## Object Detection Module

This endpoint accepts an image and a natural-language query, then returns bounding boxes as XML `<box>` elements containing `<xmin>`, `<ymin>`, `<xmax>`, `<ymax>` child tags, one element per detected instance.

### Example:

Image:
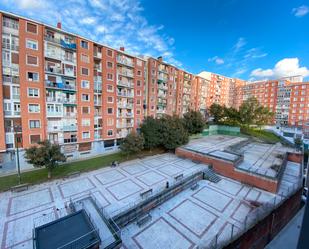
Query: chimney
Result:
<box><xmin>157</xmin><ymin>56</ymin><xmax>163</xmax><ymax>62</ymax></box>
<box><xmin>120</xmin><ymin>47</ymin><xmax>125</xmax><ymax>51</ymax></box>
<box><xmin>57</xmin><ymin>22</ymin><xmax>62</xmax><ymax>29</ymax></box>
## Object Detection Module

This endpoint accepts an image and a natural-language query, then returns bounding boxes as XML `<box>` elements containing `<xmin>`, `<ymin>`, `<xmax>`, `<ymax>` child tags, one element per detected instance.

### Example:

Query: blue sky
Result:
<box><xmin>1</xmin><ymin>0</ymin><xmax>308</xmax><ymax>80</ymax></box>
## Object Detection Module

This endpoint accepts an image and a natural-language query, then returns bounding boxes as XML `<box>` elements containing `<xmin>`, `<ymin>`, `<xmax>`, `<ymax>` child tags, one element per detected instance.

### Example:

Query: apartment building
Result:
<box><xmin>0</xmin><ymin>11</ymin><xmax>147</xmax><ymax>162</ymax></box>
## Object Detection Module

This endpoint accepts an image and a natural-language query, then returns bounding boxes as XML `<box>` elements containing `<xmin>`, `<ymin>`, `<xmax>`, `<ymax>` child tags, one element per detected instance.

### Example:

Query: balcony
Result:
<box><xmin>63</xmin><ymin>125</ymin><xmax>77</xmax><ymax>132</ymax></box>
<box><xmin>3</xmin><ymin>64</ymin><xmax>19</xmax><ymax>76</ymax></box>
<box><xmin>63</xmin><ymin>112</ymin><xmax>77</xmax><ymax>118</ymax></box>
<box><xmin>47</xmin><ymin>111</ymin><xmax>63</xmax><ymax>117</ymax></box>
<box><xmin>117</xmin><ymin>112</ymin><xmax>134</xmax><ymax>118</ymax></box>
<box><xmin>60</xmin><ymin>40</ymin><xmax>76</xmax><ymax>50</ymax></box>
<box><xmin>94</xmin><ymin>133</ymin><xmax>102</xmax><ymax>140</ymax></box>
<box><xmin>117</xmin><ymin>102</ymin><xmax>133</xmax><ymax>109</ymax></box>
<box><xmin>45</xmin><ymin>80</ymin><xmax>76</xmax><ymax>91</ymax></box>
<box><xmin>2</xmin><ymin>43</ymin><xmax>19</xmax><ymax>51</ymax></box>
<box><xmin>116</xmin><ymin>122</ymin><xmax>134</xmax><ymax>129</ymax></box>
<box><xmin>94</xmin><ymin>100</ymin><xmax>102</xmax><ymax>106</ymax></box>
<box><xmin>94</xmin><ymin>51</ymin><xmax>102</xmax><ymax>59</ymax></box>
<box><xmin>117</xmin><ymin>57</ymin><xmax>134</xmax><ymax>67</ymax></box>
<box><xmin>46</xmin><ymin>97</ymin><xmax>76</xmax><ymax>105</ymax></box>
<box><xmin>117</xmin><ymin>80</ymin><xmax>134</xmax><ymax>88</ymax></box>
<box><xmin>117</xmin><ymin>70</ymin><xmax>134</xmax><ymax>78</ymax></box>
<box><xmin>4</xmin><ymin>110</ymin><xmax>21</xmax><ymax>116</ymax></box>
<box><xmin>117</xmin><ymin>91</ymin><xmax>134</xmax><ymax>98</ymax></box>
<box><xmin>45</xmin><ymin>66</ymin><xmax>62</xmax><ymax>75</ymax></box>
<box><xmin>45</xmin><ymin>50</ymin><xmax>62</xmax><ymax>61</ymax></box>
<box><xmin>3</xmin><ymin>75</ymin><xmax>20</xmax><ymax>84</ymax></box>
<box><xmin>64</xmin><ymin>137</ymin><xmax>77</xmax><ymax>144</ymax></box>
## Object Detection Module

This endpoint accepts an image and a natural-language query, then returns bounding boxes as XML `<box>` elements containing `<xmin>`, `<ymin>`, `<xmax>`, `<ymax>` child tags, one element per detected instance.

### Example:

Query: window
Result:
<box><xmin>26</xmin><ymin>22</ymin><xmax>37</xmax><ymax>33</ymax></box>
<box><xmin>136</xmin><ymin>109</ymin><xmax>141</xmax><ymax>115</ymax></box>
<box><xmin>28</xmin><ymin>88</ymin><xmax>39</xmax><ymax>97</ymax></box>
<box><xmin>82</xmin><ymin>94</ymin><xmax>90</xmax><ymax>101</ymax></box>
<box><xmin>81</xmin><ymin>54</ymin><xmax>89</xmax><ymax>63</ymax></box>
<box><xmin>137</xmin><ymin>70</ymin><xmax>141</xmax><ymax>76</ymax></box>
<box><xmin>82</xmin><ymin>131</ymin><xmax>90</xmax><ymax>139</ymax></box>
<box><xmin>107</xmin><ymin>62</ymin><xmax>113</xmax><ymax>68</ymax></box>
<box><xmin>81</xmin><ymin>40</ymin><xmax>88</xmax><ymax>49</ymax></box>
<box><xmin>107</xmin><ymin>73</ymin><xmax>113</xmax><ymax>80</ymax></box>
<box><xmin>107</xmin><ymin>49</ymin><xmax>113</xmax><ymax>57</ymax></box>
<box><xmin>81</xmin><ymin>67</ymin><xmax>89</xmax><ymax>76</ymax></box>
<box><xmin>107</xmin><ymin>96</ymin><xmax>113</xmax><ymax>103</ymax></box>
<box><xmin>29</xmin><ymin>120</ymin><xmax>40</xmax><ymax>128</ymax></box>
<box><xmin>107</xmin><ymin>85</ymin><xmax>113</xmax><ymax>92</ymax></box>
<box><xmin>30</xmin><ymin>134</ymin><xmax>40</xmax><ymax>144</ymax></box>
<box><xmin>27</xmin><ymin>72</ymin><xmax>39</xmax><ymax>82</ymax></box>
<box><xmin>82</xmin><ymin>118</ymin><xmax>90</xmax><ymax>126</ymax></box>
<box><xmin>81</xmin><ymin>80</ymin><xmax>90</xmax><ymax>89</ymax></box>
<box><xmin>137</xmin><ymin>90</ymin><xmax>141</xmax><ymax>96</ymax></box>
<box><xmin>26</xmin><ymin>39</ymin><xmax>38</xmax><ymax>50</ymax></box>
<box><xmin>107</xmin><ymin>108</ymin><xmax>113</xmax><ymax>114</ymax></box>
<box><xmin>28</xmin><ymin>104</ymin><xmax>40</xmax><ymax>113</ymax></box>
<box><xmin>136</xmin><ymin>99</ymin><xmax>141</xmax><ymax>105</ymax></box>
<box><xmin>82</xmin><ymin>106</ymin><xmax>90</xmax><ymax>114</ymax></box>
<box><xmin>107</xmin><ymin>118</ymin><xmax>114</xmax><ymax>126</ymax></box>
<box><xmin>137</xmin><ymin>80</ymin><xmax>141</xmax><ymax>87</ymax></box>
<box><xmin>107</xmin><ymin>130</ymin><xmax>113</xmax><ymax>136</ymax></box>
<box><xmin>27</xmin><ymin>55</ymin><xmax>38</xmax><ymax>66</ymax></box>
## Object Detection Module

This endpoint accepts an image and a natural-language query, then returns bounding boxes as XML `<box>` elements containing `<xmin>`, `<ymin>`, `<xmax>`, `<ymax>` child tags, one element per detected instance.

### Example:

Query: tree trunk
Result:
<box><xmin>48</xmin><ymin>169</ymin><xmax>52</xmax><ymax>179</ymax></box>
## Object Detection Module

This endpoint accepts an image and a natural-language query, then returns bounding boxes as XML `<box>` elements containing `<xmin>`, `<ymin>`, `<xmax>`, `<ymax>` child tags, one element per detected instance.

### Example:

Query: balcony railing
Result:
<box><xmin>116</xmin><ymin>122</ymin><xmax>134</xmax><ymax>129</ymax></box>
<box><xmin>2</xmin><ymin>43</ymin><xmax>19</xmax><ymax>51</ymax></box>
<box><xmin>63</xmin><ymin>125</ymin><xmax>77</xmax><ymax>131</ymax></box>
<box><xmin>46</xmin><ymin>97</ymin><xmax>76</xmax><ymax>104</ymax></box>
<box><xmin>45</xmin><ymin>66</ymin><xmax>62</xmax><ymax>74</ymax></box>
<box><xmin>45</xmin><ymin>80</ymin><xmax>76</xmax><ymax>91</ymax></box>
<box><xmin>47</xmin><ymin>111</ymin><xmax>63</xmax><ymax>117</ymax></box>
<box><xmin>117</xmin><ymin>70</ymin><xmax>134</xmax><ymax>78</ymax></box>
<box><xmin>117</xmin><ymin>102</ymin><xmax>134</xmax><ymax>109</ymax></box>
<box><xmin>63</xmin><ymin>112</ymin><xmax>77</xmax><ymax>118</ymax></box>
<box><xmin>3</xmin><ymin>75</ymin><xmax>20</xmax><ymax>84</ymax></box>
<box><xmin>117</xmin><ymin>57</ymin><xmax>134</xmax><ymax>67</ymax></box>
<box><xmin>94</xmin><ymin>100</ymin><xmax>102</xmax><ymax>106</ymax></box>
<box><xmin>94</xmin><ymin>51</ymin><xmax>102</xmax><ymax>59</ymax></box>
<box><xmin>117</xmin><ymin>92</ymin><xmax>134</xmax><ymax>98</ymax></box>
<box><xmin>117</xmin><ymin>81</ymin><xmax>134</xmax><ymax>88</ymax></box>
<box><xmin>64</xmin><ymin>137</ymin><xmax>77</xmax><ymax>144</ymax></box>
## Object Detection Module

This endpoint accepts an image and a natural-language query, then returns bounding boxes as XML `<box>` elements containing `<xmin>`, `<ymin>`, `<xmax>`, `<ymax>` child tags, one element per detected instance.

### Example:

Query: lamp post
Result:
<box><xmin>13</xmin><ymin>125</ymin><xmax>21</xmax><ymax>184</ymax></box>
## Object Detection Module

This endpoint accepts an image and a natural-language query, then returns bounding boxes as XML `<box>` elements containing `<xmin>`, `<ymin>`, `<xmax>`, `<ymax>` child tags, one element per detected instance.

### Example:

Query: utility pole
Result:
<box><xmin>14</xmin><ymin>125</ymin><xmax>21</xmax><ymax>184</ymax></box>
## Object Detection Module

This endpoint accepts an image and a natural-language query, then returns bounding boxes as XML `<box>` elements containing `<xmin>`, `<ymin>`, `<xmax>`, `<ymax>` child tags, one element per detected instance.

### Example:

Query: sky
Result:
<box><xmin>1</xmin><ymin>0</ymin><xmax>308</xmax><ymax>81</ymax></box>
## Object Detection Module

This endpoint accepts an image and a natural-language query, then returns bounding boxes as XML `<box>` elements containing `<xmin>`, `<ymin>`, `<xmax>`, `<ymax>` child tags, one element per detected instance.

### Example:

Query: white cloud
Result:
<box><xmin>250</xmin><ymin>58</ymin><xmax>309</xmax><ymax>79</ymax></box>
<box><xmin>208</xmin><ymin>56</ymin><xmax>224</xmax><ymax>65</ymax></box>
<box><xmin>2</xmin><ymin>0</ymin><xmax>179</xmax><ymax>66</ymax></box>
<box><xmin>233</xmin><ymin>37</ymin><xmax>246</xmax><ymax>52</ymax></box>
<box><xmin>292</xmin><ymin>5</ymin><xmax>309</xmax><ymax>17</ymax></box>
<box><xmin>244</xmin><ymin>48</ymin><xmax>268</xmax><ymax>59</ymax></box>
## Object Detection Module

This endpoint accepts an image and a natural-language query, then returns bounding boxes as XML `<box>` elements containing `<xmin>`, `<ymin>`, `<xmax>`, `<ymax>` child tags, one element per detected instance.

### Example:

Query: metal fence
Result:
<box><xmin>199</xmin><ymin>178</ymin><xmax>302</xmax><ymax>249</ymax></box>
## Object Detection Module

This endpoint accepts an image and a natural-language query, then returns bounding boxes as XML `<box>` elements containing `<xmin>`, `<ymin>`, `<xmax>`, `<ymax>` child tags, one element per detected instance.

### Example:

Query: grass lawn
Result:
<box><xmin>241</xmin><ymin>127</ymin><xmax>283</xmax><ymax>144</ymax></box>
<box><xmin>0</xmin><ymin>148</ymin><xmax>165</xmax><ymax>192</ymax></box>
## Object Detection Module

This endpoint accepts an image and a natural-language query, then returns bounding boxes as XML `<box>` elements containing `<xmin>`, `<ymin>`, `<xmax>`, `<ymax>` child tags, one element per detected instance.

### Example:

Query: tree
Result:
<box><xmin>183</xmin><ymin>110</ymin><xmax>205</xmax><ymax>135</ymax></box>
<box><xmin>25</xmin><ymin>140</ymin><xmax>66</xmax><ymax>179</ymax></box>
<box><xmin>294</xmin><ymin>137</ymin><xmax>303</xmax><ymax>151</ymax></box>
<box><xmin>239</xmin><ymin>97</ymin><xmax>260</xmax><ymax>127</ymax></box>
<box><xmin>140</xmin><ymin>116</ymin><xmax>162</xmax><ymax>150</ymax></box>
<box><xmin>119</xmin><ymin>132</ymin><xmax>144</xmax><ymax>158</ymax></box>
<box><xmin>255</xmin><ymin>106</ymin><xmax>274</xmax><ymax>129</ymax></box>
<box><xmin>159</xmin><ymin>115</ymin><xmax>189</xmax><ymax>150</ymax></box>
<box><xmin>223</xmin><ymin>107</ymin><xmax>240</xmax><ymax>126</ymax></box>
<box><xmin>209</xmin><ymin>103</ymin><xmax>225</xmax><ymax>124</ymax></box>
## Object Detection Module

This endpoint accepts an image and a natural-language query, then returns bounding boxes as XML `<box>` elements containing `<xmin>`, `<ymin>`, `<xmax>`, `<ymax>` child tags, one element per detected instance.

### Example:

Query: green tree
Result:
<box><xmin>25</xmin><ymin>140</ymin><xmax>66</xmax><ymax>179</ymax></box>
<box><xmin>183</xmin><ymin>110</ymin><xmax>205</xmax><ymax>135</ymax></box>
<box><xmin>255</xmin><ymin>106</ymin><xmax>274</xmax><ymax>129</ymax></box>
<box><xmin>294</xmin><ymin>137</ymin><xmax>303</xmax><ymax>151</ymax></box>
<box><xmin>223</xmin><ymin>107</ymin><xmax>240</xmax><ymax>126</ymax></box>
<box><xmin>239</xmin><ymin>97</ymin><xmax>260</xmax><ymax>127</ymax></box>
<box><xmin>140</xmin><ymin>116</ymin><xmax>162</xmax><ymax>150</ymax></box>
<box><xmin>209</xmin><ymin>103</ymin><xmax>225</xmax><ymax>124</ymax></box>
<box><xmin>119</xmin><ymin>132</ymin><xmax>144</xmax><ymax>158</ymax></box>
<box><xmin>159</xmin><ymin>115</ymin><xmax>189</xmax><ymax>150</ymax></box>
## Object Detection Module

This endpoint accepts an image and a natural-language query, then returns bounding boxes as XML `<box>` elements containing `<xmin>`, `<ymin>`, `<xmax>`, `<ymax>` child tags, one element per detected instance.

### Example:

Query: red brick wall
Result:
<box><xmin>287</xmin><ymin>152</ymin><xmax>303</xmax><ymax>163</ymax></box>
<box><xmin>175</xmin><ymin>148</ymin><xmax>278</xmax><ymax>193</ymax></box>
<box><xmin>224</xmin><ymin>188</ymin><xmax>302</xmax><ymax>249</ymax></box>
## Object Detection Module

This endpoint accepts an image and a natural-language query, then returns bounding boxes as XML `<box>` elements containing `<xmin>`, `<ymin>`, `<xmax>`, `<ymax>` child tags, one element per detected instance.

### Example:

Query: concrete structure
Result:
<box><xmin>176</xmin><ymin>135</ymin><xmax>302</xmax><ymax>193</ymax></box>
<box><xmin>0</xmin><ymin>136</ymin><xmax>303</xmax><ymax>249</ymax></box>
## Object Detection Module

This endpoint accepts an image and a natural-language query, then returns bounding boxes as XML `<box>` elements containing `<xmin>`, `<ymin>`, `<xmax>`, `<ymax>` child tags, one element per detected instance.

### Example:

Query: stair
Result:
<box><xmin>203</xmin><ymin>168</ymin><xmax>222</xmax><ymax>183</ymax></box>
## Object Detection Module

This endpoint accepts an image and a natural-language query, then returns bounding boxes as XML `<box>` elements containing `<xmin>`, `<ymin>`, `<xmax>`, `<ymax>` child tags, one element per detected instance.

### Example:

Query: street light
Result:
<box><xmin>13</xmin><ymin>125</ymin><xmax>22</xmax><ymax>184</ymax></box>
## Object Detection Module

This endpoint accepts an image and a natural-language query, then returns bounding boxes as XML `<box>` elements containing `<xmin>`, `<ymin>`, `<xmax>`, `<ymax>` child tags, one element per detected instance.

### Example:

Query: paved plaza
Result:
<box><xmin>0</xmin><ymin>148</ymin><xmax>300</xmax><ymax>249</ymax></box>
